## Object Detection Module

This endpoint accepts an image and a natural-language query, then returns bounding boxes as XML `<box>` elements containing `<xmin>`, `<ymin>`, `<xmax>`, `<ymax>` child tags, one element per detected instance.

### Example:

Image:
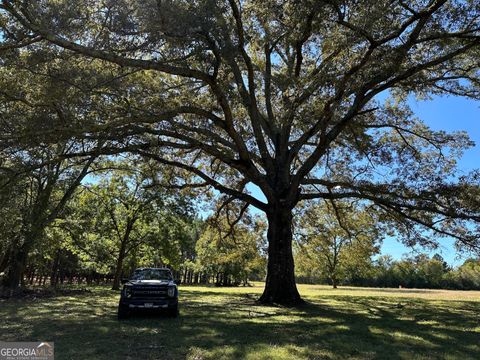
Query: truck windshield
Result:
<box><xmin>131</xmin><ymin>269</ymin><xmax>172</xmax><ymax>281</ymax></box>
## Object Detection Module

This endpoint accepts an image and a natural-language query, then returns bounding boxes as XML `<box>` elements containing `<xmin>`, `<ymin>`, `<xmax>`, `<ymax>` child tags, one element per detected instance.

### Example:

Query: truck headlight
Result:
<box><xmin>167</xmin><ymin>286</ymin><xmax>175</xmax><ymax>297</ymax></box>
<box><xmin>123</xmin><ymin>287</ymin><xmax>132</xmax><ymax>298</ymax></box>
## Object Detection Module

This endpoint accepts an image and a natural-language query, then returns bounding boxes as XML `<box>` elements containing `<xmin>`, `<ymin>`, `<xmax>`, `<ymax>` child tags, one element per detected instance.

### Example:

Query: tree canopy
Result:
<box><xmin>295</xmin><ymin>200</ymin><xmax>382</xmax><ymax>288</ymax></box>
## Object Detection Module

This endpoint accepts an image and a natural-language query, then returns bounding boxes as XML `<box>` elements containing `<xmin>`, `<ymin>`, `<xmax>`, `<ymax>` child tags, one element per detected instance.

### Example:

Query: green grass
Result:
<box><xmin>1</xmin><ymin>283</ymin><xmax>479</xmax><ymax>359</ymax></box>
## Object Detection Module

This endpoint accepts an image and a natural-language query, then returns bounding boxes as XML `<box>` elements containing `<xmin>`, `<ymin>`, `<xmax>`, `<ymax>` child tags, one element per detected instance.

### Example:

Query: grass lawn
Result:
<box><xmin>1</xmin><ymin>283</ymin><xmax>479</xmax><ymax>359</ymax></box>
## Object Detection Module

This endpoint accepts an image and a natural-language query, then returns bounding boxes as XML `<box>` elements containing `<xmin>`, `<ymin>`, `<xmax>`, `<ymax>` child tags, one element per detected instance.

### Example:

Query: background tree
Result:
<box><xmin>0</xmin><ymin>144</ymin><xmax>97</xmax><ymax>289</ymax></box>
<box><xmin>196</xmin><ymin>213</ymin><xmax>267</xmax><ymax>286</ymax></box>
<box><xmin>295</xmin><ymin>201</ymin><xmax>381</xmax><ymax>288</ymax></box>
<box><xmin>65</xmin><ymin>160</ymin><xmax>198</xmax><ymax>289</ymax></box>
<box><xmin>76</xmin><ymin>173</ymin><xmax>156</xmax><ymax>290</ymax></box>
<box><xmin>2</xmin><ymin>0</ymin><xmax>480</xmax><ymax>304</ymax></box>
<box><xmin>447</xmin><ymin>258</ymin><xmax>480</xmax><ymax>289</ymax></box>
<box><xmin>0</xmin><ymin>43</ymin><xmax>122</xmax><ymax>289</ymax></box>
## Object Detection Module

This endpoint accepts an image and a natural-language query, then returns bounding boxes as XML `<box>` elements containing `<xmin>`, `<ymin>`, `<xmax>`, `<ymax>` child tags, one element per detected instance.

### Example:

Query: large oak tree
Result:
<box><xmin>2</xmin><ymin>0</ymin><xmax>480</xmax><ymax>304</ymax></box>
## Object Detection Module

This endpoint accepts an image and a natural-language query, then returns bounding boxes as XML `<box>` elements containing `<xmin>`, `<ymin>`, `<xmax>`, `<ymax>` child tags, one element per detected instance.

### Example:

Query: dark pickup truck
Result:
<box><xmin>118</xmin><ymin>267</ymin><xmax>179</xmax><ymax>319</ymax></box>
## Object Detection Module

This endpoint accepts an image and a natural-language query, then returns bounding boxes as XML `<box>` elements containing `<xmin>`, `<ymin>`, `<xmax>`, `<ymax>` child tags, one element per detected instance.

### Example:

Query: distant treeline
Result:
<box><xmin>20</xmin><ymin>257</ymin><xmax>262</xmax><ymax>288</ymax></box>
<box><xmin>296</xmin><ymin>254</ymin><xmax>480</xmax><ymax>290</ymax></box>
<box><xmin>16</xmin><ymin>246</ymin><xmax>480</xmax><ymax>292</ymax></box>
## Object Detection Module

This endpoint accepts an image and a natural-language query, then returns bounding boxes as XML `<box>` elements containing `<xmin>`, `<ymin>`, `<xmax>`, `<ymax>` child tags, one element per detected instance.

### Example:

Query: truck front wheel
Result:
<box><xmin>168</xmin><ymin>304</ymin><xmax>179</xmax><ymax>318</ymax></box>
<box><xmin>118</xmin><ymin>303</ymin><xmax>129</xmax><ymax>320</ymax></box>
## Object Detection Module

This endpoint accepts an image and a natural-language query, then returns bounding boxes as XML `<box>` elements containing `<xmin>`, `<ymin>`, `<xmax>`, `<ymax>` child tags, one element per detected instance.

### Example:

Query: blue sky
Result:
<box><xmin>384</xmin><ymin>95</ymin><xmax>480</xmax><ymax>265</ymax></box>
<box><xmin>411</xmin><ymin>96</ymin><xmax>480</xmax><ymax>174</ymax></box>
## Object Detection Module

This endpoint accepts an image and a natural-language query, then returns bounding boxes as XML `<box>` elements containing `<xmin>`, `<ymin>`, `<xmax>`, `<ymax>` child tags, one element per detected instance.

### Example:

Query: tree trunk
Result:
<box><xmin>59</xmin><ymin>268</ymin><xmax>65</xmax><ymax>284</ymax></box>
<box><xmin>29</xmin><ymin>268</ymin><xmax>36</xmax><ymax>285</ymax></box>
<box><xmin>112</xmin><ymin>219</ymin><xmax>136</xmax><ymax>290</ymax></box>
<box><xmin>4</xmin><ymin>244</ymin><xmax>29</xmax><ymax>290</ymax></box>
<box><xmin>331</xmin><ymin>275</ymin><xmax>338</xmax><ymax>289</ymax></box>
<box><xmin>20</xmin><ymin>268</ymin><xmax>26</xmax><ymax>287</ymax></box>
<box><xmin>0</xmin><ymin>245</ymin><xmax>11</xmax><ymax>273</ymax></box>
<box><xmin>259</xmin><ymin>206</ymin><xmax>303</xmax><ymax>305</ymax></box>
<box><xmin>50</xmin><ymin>249</ymin><xmax>61</xmax><ymax>287</ymax></box>
<box><xmin>112</xmin><ymin>241</ymin><xmax>127</xmax><ymax>290</ymax></box>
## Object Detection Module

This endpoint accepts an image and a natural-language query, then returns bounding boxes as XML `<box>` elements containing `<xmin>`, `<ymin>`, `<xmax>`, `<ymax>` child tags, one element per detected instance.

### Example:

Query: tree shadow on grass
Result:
<box><xmin>1</xmin><ymin>288</ymin><xmax>479</xmax><ymax>359</ymax></box>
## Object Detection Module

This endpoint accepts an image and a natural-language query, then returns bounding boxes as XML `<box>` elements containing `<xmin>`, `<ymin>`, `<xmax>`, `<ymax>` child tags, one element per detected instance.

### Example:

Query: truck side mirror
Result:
<box><xmin>121</xmin><ymin>278</ymin><xmax>129</xmax><ymax>284</ymax></box>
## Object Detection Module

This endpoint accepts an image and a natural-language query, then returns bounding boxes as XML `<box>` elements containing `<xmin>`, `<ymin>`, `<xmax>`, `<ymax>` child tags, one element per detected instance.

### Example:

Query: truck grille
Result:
<box><xmin>131</xmin><ymin>286</ymin><xmax>168</xmax><ymax>298</ymax></box>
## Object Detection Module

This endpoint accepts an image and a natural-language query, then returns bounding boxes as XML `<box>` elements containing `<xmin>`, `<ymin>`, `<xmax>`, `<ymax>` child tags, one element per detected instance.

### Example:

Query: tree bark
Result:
<box><xmin>112</xmin><ymin>219</ymin><xmax>135</xmax><ymax>290</ymax></box>
<box><xmin>112</xmin><ymin>240</ymin><xmax>128</xmax><ymax>290</ymax></box>
<box><xmin>331</xmin><ymin>276</ymin><xmax>338</xmax><ymax>289</ymax></box>
<box><xmin>29</xmin><ymin>268</ymin><xmax>35</xmax><ymax>285</ymax></box>
<box><xmin>50</xmin><ymin>249</ymin><xmax>61</xmax><ymax>287</ymax></box>
<box><xmin>3</xmin><ymin>240</ymin><xmax>32</xmax><ymax>290</ymax></box>
<box><xmin>0</xmin><ymin>246</ymin><xmax>11</xmax><ymax>273</ymax></box>
<box><xmin>259</xmin><ymin>205</ymin><xmax>303</xmax><ymax>305</ymax></box>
